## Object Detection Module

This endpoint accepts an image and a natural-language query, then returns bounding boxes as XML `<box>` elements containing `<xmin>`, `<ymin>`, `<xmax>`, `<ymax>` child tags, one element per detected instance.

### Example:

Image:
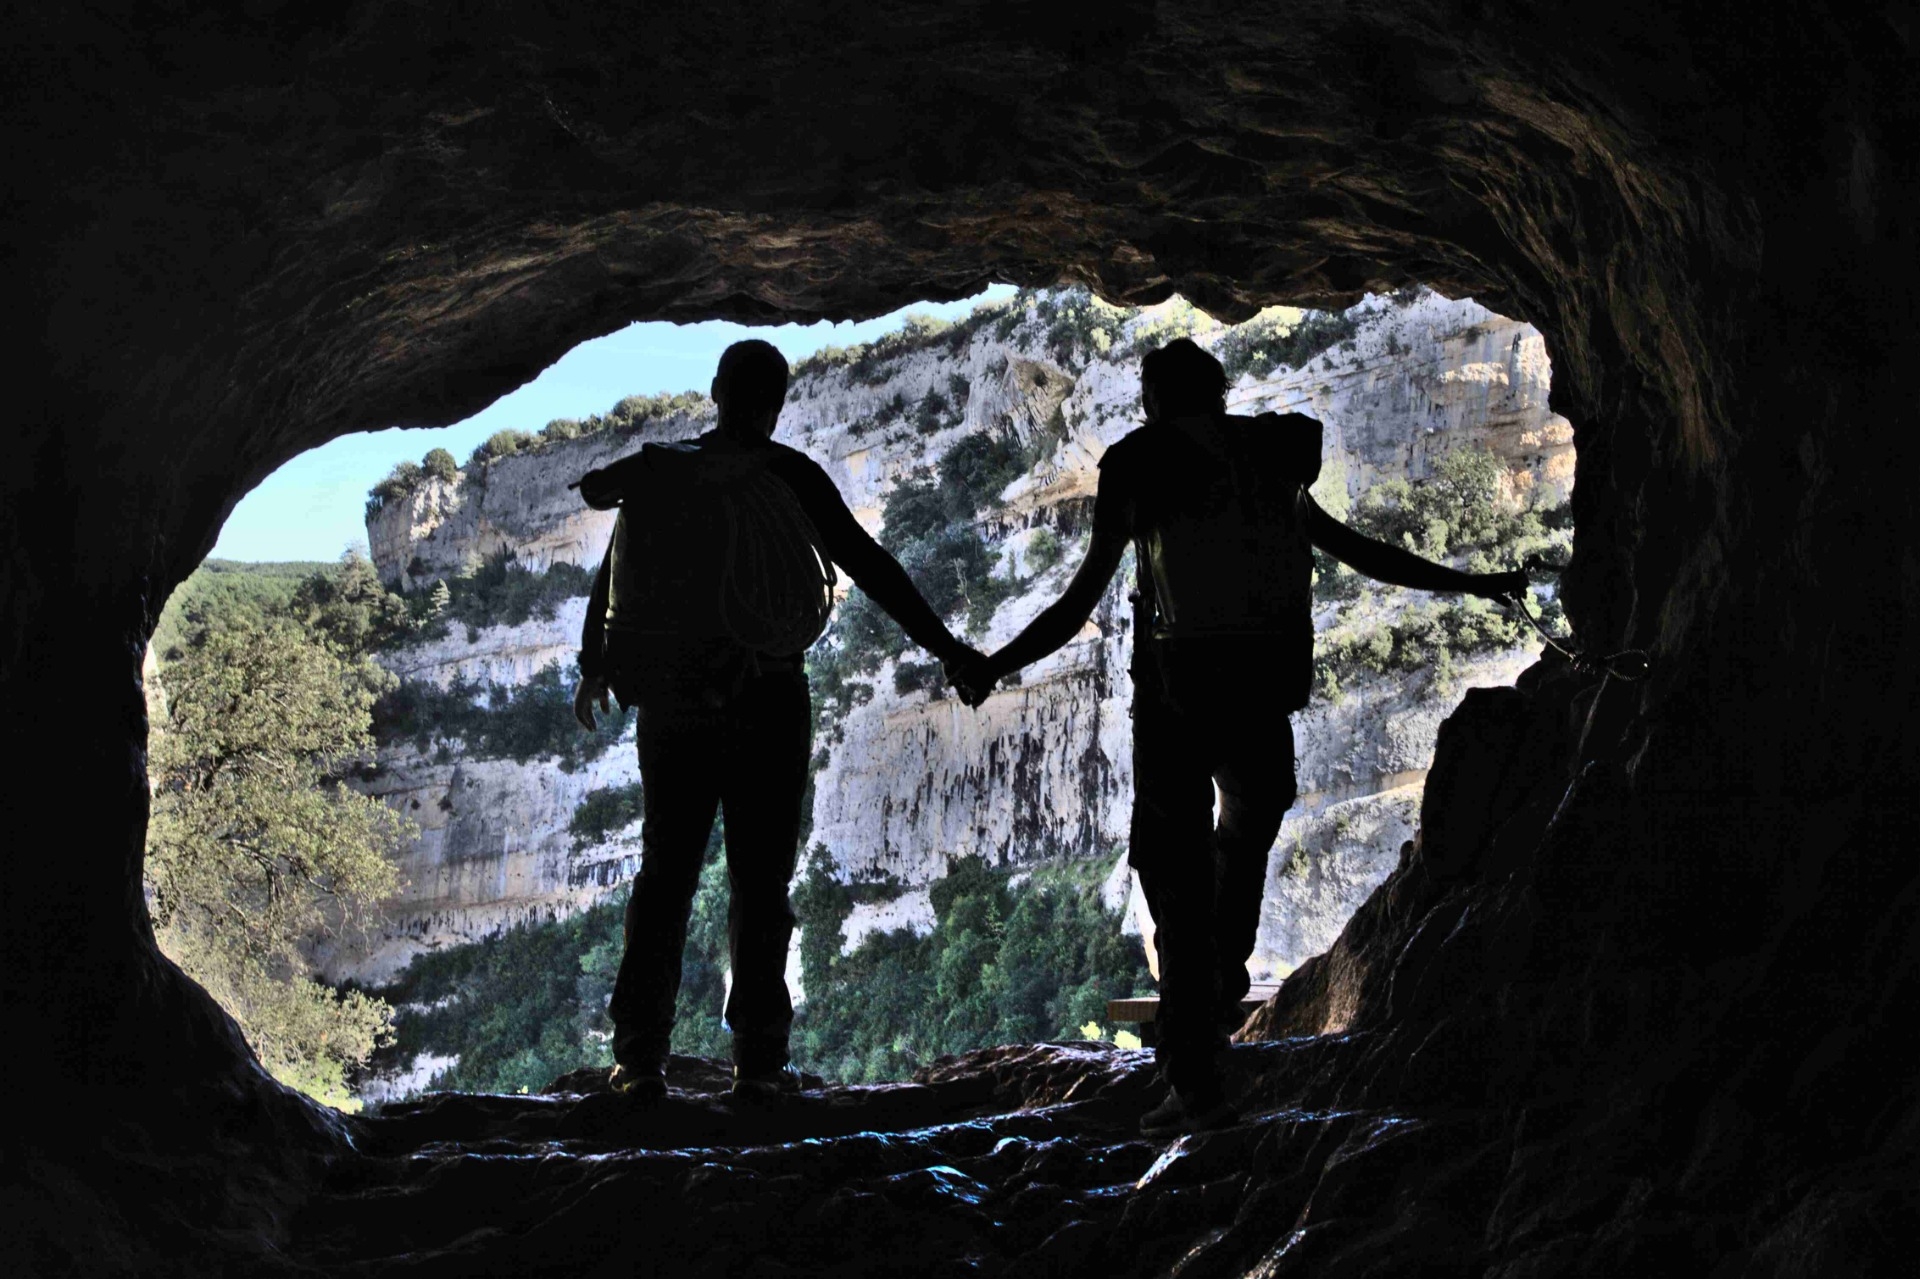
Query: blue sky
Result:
<box><xmin>213</xmin><ymin>285</ymin><xmax>1018</xmax><ymax>563</ymax></box>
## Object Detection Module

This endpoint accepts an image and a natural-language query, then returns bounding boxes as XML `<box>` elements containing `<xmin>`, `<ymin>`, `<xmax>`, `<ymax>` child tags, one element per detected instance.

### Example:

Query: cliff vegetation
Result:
<box><xmin>147</xmin><ymin>555</ymin><xmax>417</xmax><ymax>1108</ymax></box>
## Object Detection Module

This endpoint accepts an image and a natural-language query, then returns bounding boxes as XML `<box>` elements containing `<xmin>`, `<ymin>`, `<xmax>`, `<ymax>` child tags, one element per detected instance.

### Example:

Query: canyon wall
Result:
<box><xmin>330</xmin><ymin>288</ymin><xmax>1570</xmax><ymax>991</ymax></box>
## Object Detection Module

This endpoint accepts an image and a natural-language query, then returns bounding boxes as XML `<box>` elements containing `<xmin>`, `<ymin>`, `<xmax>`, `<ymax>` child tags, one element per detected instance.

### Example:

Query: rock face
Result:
<box><xmin>332</xmin><ymin>290</ymin><xmax>1567</xmax><ymax>990</ymax></box>
<box><xmin>366</xmin><ymin>405</ymin><xmax>716</xmax><ymax>592</ymax></box>
<box><xmin>9</xmin><ymin>5</ymin><xmax>1915</xmax><ymax>1276</ymax></box>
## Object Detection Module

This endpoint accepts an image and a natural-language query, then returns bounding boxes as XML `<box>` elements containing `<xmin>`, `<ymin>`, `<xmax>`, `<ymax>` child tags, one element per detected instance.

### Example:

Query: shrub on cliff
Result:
<box><xmin>373</xmin><ymin>827</ymin><xmax>733</xmax><ymax>1093</ymax></box>
<box><xmin>469</xmin><ymin>428</ymin><xmax>536</xmax><ymax>469</ymax></box>
<box><xmin>381</xmin><ymin>552</ymin><xmax>595</xmax><ymax>650</ymax></box>
<box><xmin>1037</xmin><ymin>287</ymin><xmax>1128</xmax><ymax>368</ymax></box>
<box><xmin>1312</xmin><ymin>449</ymin><xmax>1571</xmax><ymax>698</ymax></box>
<box><xmin>1349</xmin><ymin>448</ymin><xmax>1572</xmax><ymax>583</ymax></box>
<box><xmin>1215</xmin><ymin>307</ymin><xmax>1360</xmax><ymax>382</ymax></box>
<box><xmin>1026</xmin><ymin>527</ymin><xmax>1065</xmax><ymax>575</ymax></box>
<box><xmin>914</xmin><ymin>387</ymin><xmax>952</xmax><ymax>434</ymax></box>
<box><xmin>366</xmin><ymin>447</ymin><xmax>469</xmax><ymax>517</ymax></box>
<box><xmin>569</xmin><ymin>781</ymin><xmax>644</xmax><ymax>850</ymax></box>
<box><xmin>372</xmin><ymin>659</ymin><xmax>628</xmax><ymax>770</ymax></box>
<box><xmin>366</xmin><ymin>460</ymin><xmax>425</xmax><ymax>517</ymax></box>
<box><xmin>806</xmin><ymin>425</ymin><xmax>1033</xmax><ymax>715</ymax></box>
<box><xmin>790</xmin><ymin>307</ymin><xmax>995</xmax><ymax>385</ymax></box>
<box><xmin>892</xmin><ymin>658</ymin><xmax>947</xmax><ymax>700</ymax></box>
<box><xmin>609</xmin><ymin>390</ymin><xmax>708</xmax><ymax>426</ymax></box>
<box><xmin>791</xmin><ymin>851</ymin><xmax>1154</xmax><ymax>1083</ymax></box>
<box><xmin>422</xmin><ymin>447</ymin><xmax>459</xmax><ymax>481</ymax></box>
<box><xmin>1123</xmin><ymin>296</ymin><xmax>1212</xmax><ymax>360</ymax></box>
<box><xmin>939</xmin><ymin>429</ymin><xmax>1027</xmax><ymax>510</ymax></box>
<box><xmin>366</xmin><ymin>844</ymin><xmax>1154</xmax><ymax>1095</ymax></box>
<box><xmin>374</xmin><ymin>892</ymin><xmax>626</xmax><ymax>1094</ymax></box>
<box><xmin>426</xmin><ymin>552</ymin><xmax>595</xmax><ymax>641</ymax></box>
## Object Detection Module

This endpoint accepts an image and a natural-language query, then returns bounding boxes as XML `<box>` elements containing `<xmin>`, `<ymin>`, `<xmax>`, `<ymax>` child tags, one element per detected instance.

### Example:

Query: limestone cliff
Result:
<box><xmin>332</xmin><ymin>288</ymin><xmax>1569</xmax><ymax>990</ymax></box>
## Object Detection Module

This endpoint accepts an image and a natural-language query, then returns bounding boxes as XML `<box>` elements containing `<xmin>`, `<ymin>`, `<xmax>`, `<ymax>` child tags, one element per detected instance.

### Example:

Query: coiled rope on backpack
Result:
<box><xmin>717</xmin><ymin>470</ymin><xmax>838</xmax><ymax>656</ymax></box>
<box><xmin>1501</xmin><ymin>556</ymin><xmax>1652</xmax><ymax>682</ymax></box>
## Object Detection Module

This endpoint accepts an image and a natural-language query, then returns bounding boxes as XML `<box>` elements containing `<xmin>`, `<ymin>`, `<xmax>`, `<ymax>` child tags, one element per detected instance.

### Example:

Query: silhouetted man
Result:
<box><xmin>574</xmin><ymin>339</ymin><xmax>980</xmax><ymax>1100</ymax></box>
<box><xmin>952</xmin><ymin>338</ymin><xmax>1524</xmax><ymax>1136</ymax></box>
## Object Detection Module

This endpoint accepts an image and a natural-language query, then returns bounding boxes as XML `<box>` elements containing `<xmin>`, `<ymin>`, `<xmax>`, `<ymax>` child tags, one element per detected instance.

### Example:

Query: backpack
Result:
<box><xmin>1129</xmin><ymin>411</ymin><xmax>1322</xmax><ymax>638</ymax></box>
<box><xmin>588</xmin><ymin>440</ymin><xmax>837</xmax><ymax>657</ymax></box>
<box><xmin>1127</xmin><ymin>411</ymin><xmax>1324</xmax><ymax>711</ymax></box>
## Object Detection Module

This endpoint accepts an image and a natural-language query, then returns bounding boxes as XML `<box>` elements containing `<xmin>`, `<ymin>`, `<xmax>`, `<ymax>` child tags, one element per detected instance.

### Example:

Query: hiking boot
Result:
<box><xmin>1139</xmin><ymin>1086</ymin><xmax>1238</xmax><ymax>1139</ymax></box>
<box><xmin>609</xmin><ymin>1062</ymin><xmax>667</xmax><ymax>1101</ymax></box>
<box><xmin>731</xmin><ymin>1063</ymin><xmax>806</xmax><ymax>1099</ymax></box>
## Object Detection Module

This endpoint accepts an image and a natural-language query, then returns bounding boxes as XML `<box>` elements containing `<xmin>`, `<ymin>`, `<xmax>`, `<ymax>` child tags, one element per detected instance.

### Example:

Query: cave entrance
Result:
<box><xmin>149</xmin><ymin>282</ymin><xmax>1573</xmax><ymax>1110</ymax></box>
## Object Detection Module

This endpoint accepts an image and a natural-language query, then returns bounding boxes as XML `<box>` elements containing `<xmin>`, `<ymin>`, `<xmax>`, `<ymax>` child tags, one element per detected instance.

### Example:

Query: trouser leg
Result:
<box><xmin>1130</xmin><ymin>688</ymin><xmax>1226</xmax><ymax>1099</ymax></box>
<box><xmin>1211</xmin><ymin>719</ymin><xmax>1297</xmax><ymax>1010</ymax></box>
<box><xmin>717</xmin><ymin>668</ymin><xmax>812</xmax><ymax>1073</ymax></box>
<box><xmin>607</xmin><ymin>698</ymin><xmax>722</xmax><ymax>1070</ymax></box>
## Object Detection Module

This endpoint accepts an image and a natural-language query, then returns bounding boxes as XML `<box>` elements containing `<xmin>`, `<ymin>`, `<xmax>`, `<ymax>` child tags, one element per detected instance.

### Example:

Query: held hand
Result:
<box><xmin>944</xmin><ymin>647</ymin><xmax>996</xmax><ymax>709</ymax></box>
<box><xmin>1474</xmin><ymin>569</ymin><xmax>1530</xmax><ymax>601</ymax></box>
<box><xmin>574</xmin><ymin>676</ymin><xmax>612</xmax><ymax>731</ymax></box>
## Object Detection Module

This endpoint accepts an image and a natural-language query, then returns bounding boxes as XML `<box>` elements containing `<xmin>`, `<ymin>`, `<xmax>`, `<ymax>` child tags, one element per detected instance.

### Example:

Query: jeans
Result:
<box><xmin>605</xmin><ymin>643</ymin><xmax>811</xmax><ymax>1075</ymax></box>
<box><xmin>1130</xmin><ymin>637</ymin><xmax>1299</xmax><ymax>1096</ymax></box>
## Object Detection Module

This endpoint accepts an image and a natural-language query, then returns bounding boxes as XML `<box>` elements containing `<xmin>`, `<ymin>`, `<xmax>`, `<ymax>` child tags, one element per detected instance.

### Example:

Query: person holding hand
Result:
<box><xmin>574</xmin><ymin>339</ymin><xmax>984</xmax><ymax>1103</ymax></box>
<box><xmin>950</xmin><ymin>339</ymin><xmax>1524</xmax><ymax>1137</ymax></box>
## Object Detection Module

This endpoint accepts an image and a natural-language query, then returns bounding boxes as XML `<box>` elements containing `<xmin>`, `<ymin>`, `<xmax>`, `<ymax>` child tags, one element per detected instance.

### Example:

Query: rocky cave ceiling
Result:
<box><xmin>5</xmin><ymin>2</ymin><xmax>1915</xmax><ymax>1275</ymax></box>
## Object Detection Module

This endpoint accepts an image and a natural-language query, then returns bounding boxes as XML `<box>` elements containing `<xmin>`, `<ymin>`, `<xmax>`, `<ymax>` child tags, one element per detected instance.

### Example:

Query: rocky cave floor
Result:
<box><xmin>295</xmin><ymin>1038</ymin><xmax>1440</xmax><ymax>1278</ymax></box>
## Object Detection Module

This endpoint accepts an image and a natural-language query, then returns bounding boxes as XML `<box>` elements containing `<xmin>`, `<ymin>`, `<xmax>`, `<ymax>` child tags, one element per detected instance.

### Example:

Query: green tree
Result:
<box><xmin>790</xmin><ymin>852</ymin><xmax>1153</xmax><ymax>1082</ymax></box>
<box><xmin>146</xmin><ymin>621</ymin><xmax>413</xmax><ymax>1109</ymax></box>
<box><xmin>151</xmin><ymin>559</ymin><xmax>335</xmax><ymax>661</ymax></box>
<box><xmin>421</xmin><ymin>448</ymin><xmax>459</xmax><ymax>482</ymax></box>
<box><xmin>1026</xmin><ymin>528</ymin><xmax>1065</xmax><ymax>575</ymax></box>
<box><xmin>469</xmin><ymin>428</ymin><xmax>535</xmax><ymax>468</ymax></box>
<box><xmin>289</xmin><ymin>549</ymin><xmax>413</xmax><ymax>659</ymax></box>
<box><xmin>376</xmin><ymin>831</ymin><xmax>733</xmax><ymax>1093</ymax></box>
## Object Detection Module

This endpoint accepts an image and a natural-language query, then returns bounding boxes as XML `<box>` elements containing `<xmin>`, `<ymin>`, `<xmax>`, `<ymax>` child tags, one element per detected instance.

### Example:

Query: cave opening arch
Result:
<box><xmin>8</xmin><ymin>4</ymin><xmax>1914</xmax><ymax>1273</ymax></box>
<box><xmin>161</xmin><ymin>283</ymin><xmax>1576</xmax><ymax>1105</ymax></box>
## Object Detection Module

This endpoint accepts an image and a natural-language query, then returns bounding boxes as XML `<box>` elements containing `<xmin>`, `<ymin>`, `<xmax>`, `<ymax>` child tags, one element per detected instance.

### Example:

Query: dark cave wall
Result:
<box><xmin>3</xmin><ymin>2</ymin><xmax>1915</xmax><ymax>1267</ymax></box>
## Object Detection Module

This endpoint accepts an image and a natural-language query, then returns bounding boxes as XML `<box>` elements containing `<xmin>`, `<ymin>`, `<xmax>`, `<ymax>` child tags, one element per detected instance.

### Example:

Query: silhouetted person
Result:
<box><xmin>951</xmin><ymin>338</ymin><xmax>1523</xmax><ymax>1136</ymax></box>
<box><xmin>574</xmin><ymin>339</ymin><xmax>981</xmax><ymax>1100</ymax></box>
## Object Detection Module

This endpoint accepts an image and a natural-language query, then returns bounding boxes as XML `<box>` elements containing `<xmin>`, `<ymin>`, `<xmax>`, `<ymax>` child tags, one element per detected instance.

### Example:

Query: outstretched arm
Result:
<box><xmin>1304</xmin><ymin>494</ymin><xmax>1522</xmax><ymax>597</ymax></box>
<box><xmin>575</xmin><ymin>454</ymin><xmax>647</xmax><ymax>511</ymax></box>
<box><xmin>780</xmin><ymin>459</ymin><xmax>973</xmax><ymax>665</ymax></box>
<box><xmin>574</xmin><ymin>548</ymin><xmax>614</xmax><ymax>730</ymax></box>
<box><xmin>970</xmin><ymin>466</ymin><xmax>1132</xmax><ymax>693</ymax></box>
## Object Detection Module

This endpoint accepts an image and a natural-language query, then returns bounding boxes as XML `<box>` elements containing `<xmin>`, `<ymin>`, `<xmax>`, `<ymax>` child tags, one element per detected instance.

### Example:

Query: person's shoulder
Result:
<box><xmin>763</xmin><ymin>439</ymin><xmax>830</xmax><ymax>481</ymax></box>
<box><xmin>762</xmin><ymin>441</ymin><xmax>848</xmax><ymax>510</ymax></box>
<box><xmin>1097</xmin><ymin>422</ymin><xmax>1169</xmax><ymax>472</ymax></box>
<box><xmin>1229</xmin><ymin>410</ymin><xmax>1320</xmax><ymax>429</ymax></box>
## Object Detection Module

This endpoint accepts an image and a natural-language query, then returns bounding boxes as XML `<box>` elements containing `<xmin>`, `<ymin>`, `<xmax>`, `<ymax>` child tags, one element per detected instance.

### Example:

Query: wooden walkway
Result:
<box><xmin>1106</xmin><ymin>981</ymin><xmax>1285</xmax><ymax>1032</ymax></box>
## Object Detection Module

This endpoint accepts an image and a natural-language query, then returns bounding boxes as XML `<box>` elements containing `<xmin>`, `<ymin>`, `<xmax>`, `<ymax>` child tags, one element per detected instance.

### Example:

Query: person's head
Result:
<box><xmin>711</xmin><ymin>339</ymin><xmax>790</xmax><ymax>437</ymax></box>
<box><xmin>1139</xmin><ymin>338</ymin><xmax>1228</xmax><ymax>423</ymax></box>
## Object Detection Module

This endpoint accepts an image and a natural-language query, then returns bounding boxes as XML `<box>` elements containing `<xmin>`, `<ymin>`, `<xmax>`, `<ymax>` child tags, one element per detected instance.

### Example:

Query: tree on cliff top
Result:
<box><xmin>146</xmin><ymin>619</ymin><xmax>413</xmax><ymax>1109</ymax></box>
<box><xmin>421</xmin><ymin>447</ymin><xmax>459</xmax><ymax>481</ymax></box>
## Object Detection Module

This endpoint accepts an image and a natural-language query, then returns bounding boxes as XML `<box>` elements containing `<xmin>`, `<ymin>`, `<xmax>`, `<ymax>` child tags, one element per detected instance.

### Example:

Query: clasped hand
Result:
<box><xmin>942</xmin><ymin>646</ymin><xmax>998</xmax><ymax>709</ymax></box>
